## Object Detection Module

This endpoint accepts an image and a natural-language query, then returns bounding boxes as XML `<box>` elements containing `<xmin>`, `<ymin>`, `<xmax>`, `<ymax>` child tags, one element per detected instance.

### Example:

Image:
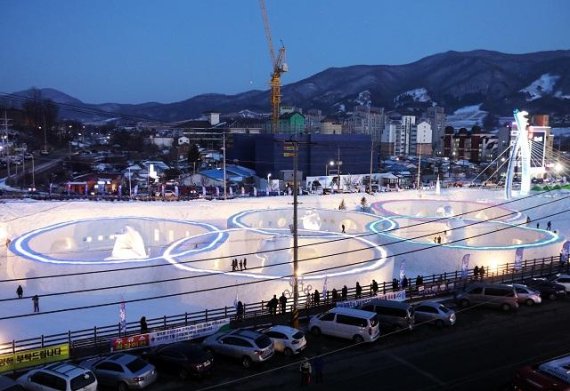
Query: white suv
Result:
<box><xmin>17</xmin><ymin>362</ymin><xmax>97</xmax><ymax>391</ymax></box>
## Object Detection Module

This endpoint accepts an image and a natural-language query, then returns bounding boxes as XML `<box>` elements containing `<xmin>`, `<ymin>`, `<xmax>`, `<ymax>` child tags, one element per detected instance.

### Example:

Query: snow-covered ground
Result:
<box><xmin>1</xmin><ymin>188</ymin><xmax>568</xmax><ymax>344</ymax></box>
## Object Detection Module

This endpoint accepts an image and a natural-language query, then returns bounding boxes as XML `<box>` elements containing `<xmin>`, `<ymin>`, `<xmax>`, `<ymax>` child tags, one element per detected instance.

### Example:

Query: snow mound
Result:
<box><xmin>520</xmin><ymin>73</ymin><xmax>560</xmax><ymax>101</ymax></box>
<box><xmin>394</xmin><ymin>88</ymin><xmax>432</xmax><ymax>104</ymax></box>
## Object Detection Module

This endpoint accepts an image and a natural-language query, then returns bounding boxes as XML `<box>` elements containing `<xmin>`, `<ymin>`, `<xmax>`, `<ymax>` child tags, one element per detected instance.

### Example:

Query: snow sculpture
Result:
<box><xmin>107</xmin><ymin>225</ymin><xmax>148</xmax><ymax>260</ymax></box>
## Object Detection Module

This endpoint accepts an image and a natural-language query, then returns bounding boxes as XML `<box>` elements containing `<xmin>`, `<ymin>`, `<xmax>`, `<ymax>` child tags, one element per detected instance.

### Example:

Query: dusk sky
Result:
<box><xmin>1</xmin><ymin>0</ymin><xmax>569</xmax><ymax>104</ymax></box>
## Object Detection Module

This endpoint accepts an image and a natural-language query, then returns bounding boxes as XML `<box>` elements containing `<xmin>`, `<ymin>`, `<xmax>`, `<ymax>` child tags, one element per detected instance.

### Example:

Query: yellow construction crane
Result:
<box><xmin>259</xmin><ymin>0</ymin><xmax>288</xmax><ymax>133</ymax></box>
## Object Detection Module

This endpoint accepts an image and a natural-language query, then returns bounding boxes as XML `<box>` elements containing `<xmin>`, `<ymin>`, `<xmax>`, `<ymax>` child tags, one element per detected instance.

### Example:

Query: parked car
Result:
<box><xmin>79</xmin><ymin>352</ymin><xmax>157</xmax><ymax>390</ymax></box>
<box><xmin>524</xmin><ymin>278</ymin><xmax>566</xmax><ymax>300</ymax></box>
<box><xmin>202</xmin><ymin>329</ymin><xmax>274</xmax><ymax>368</ymax></box>
<box><xmin>17</xmin><ymin>362</ymin><xmax>97</xmax><ymax>391</ymax></box>
<box><xmin>309</xmin><ymin>307</ymin><xmax>380</xmax><ymax>343</ymax></box>
<box><xmin>508</xmin><ymin>283</ymin><xmax>542</xmax><ymax>306</ymax></box>
<box><xmin>412</xmin><ymin>301</ymin><xmax>456</xmax><ymax>328</ymax></box>
<box><xmin>455</xmin><ymin>282</ymin><xmax>519</xmax><ymax>311</ymax></box>
<box><xmin>550</xmin><ymin>274</ymin><xmax>570</xmax><ymax>293</ymax></box>
<box><xmin>0</xmin><ymin>375</ymin><xmax>24</xmax><ymax>391</ymax></box>
<box><xmin>359</xmin><ymin>299</ymin><xmax>415</xmax><ymax>331</ymax></box>
<box><xmin>512</xmin><ymin>354</ymin><xmax>570</xmax><ymax>390</ymax></box>
<box><xmin>260</xmin><ymin>325</ymin><xmax>307</xmax><ymax>356</ymax></box>
<box><xmin>143</xmin><ymin>343</ymin><xmax>213</xmax><ymax>380</ymax></box>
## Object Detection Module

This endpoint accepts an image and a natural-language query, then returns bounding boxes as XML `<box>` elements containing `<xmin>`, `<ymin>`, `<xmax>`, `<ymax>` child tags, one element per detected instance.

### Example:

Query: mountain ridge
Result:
<box><xmin>4</xmin><ymin>49</ymin><xmax>570</xmax><ymax>123</ymax></box>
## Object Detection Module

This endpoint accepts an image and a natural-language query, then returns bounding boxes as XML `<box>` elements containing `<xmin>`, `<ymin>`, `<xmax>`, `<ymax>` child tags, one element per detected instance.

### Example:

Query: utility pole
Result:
<box><xmin>292</xmin><ymin>140</ymin><xmax>299</xmax><ymax>328</ymax></box>
<box><xmin>367</xmin><ymin>106</ymin><xmax>373</xmax><ymax>194</ymax></box>
<box><xmin>223</xmin><ymin>132</ymin><xmax>227</xmax><ymax>200</ymax></box>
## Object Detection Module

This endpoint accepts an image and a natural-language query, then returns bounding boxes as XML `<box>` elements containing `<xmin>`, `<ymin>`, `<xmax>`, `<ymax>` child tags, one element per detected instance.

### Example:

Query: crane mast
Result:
<box><xmin>259</xmin><ymin>0</ymin><xmax>287</xmax><ymax>133</ymax></box>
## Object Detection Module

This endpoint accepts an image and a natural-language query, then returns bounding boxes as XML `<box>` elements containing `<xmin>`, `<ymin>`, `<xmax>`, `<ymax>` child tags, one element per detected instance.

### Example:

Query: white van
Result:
<box><xmin>309</xmin><ymin>307</ymin><xmax>380</xmax><ymax>343</ymax></box>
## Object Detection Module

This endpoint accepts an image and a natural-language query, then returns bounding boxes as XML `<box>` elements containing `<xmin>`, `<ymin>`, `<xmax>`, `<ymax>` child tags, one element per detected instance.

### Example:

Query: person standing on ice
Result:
<box><xmin>16</xmin><ymin>285</ymin><xmax>23</xmax><ymax>299</ymax></box>
<box><xmin>32</xmin><ymin>295</ymin><xmax>39</xmax><ymax>312</ymax></box>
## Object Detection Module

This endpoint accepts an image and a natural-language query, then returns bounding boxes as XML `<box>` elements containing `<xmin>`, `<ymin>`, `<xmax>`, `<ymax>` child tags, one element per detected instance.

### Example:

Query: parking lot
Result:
<box><xmin>126</xmin><ymin>296</ymin><xmax>570</xmax><ymax>391</ymax></box>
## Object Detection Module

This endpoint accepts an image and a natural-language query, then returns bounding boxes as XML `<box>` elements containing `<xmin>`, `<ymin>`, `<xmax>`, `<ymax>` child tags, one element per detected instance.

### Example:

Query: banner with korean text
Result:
<box><xmin>0</xmin><ymin>343</ymin><xmax>69</xmax><ymax>373</ymax></box>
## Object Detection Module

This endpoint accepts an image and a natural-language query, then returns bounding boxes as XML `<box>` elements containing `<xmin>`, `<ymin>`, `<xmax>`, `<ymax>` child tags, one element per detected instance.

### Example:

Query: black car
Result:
<box><xmin>143</xmin><ymin>343</ymin><xmax>214</xmax><ymax>380</ymax></box>
<box><xmin>524</xmin><ymin>278</ymin><xmax>566</xmax><ymax>300</ymax></box>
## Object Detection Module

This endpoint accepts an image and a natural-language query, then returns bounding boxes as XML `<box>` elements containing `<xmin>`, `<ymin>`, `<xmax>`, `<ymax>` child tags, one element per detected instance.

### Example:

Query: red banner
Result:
<box><xmin>111</xmin><ymin>334</ymin><xmax>149</xmax><ymax>352</ymax></box>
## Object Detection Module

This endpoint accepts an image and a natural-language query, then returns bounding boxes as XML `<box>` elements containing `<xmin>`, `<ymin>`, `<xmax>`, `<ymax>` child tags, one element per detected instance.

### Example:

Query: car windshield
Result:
<box><xmin>255</xmin><ymin>335</ymin><xmax>272</xmax><ymax>348</ymax></box>
<box><xmin>70</xmin><ymin>371</ymin><xmax>96</xmax><ymax>391</ymax></box>
<box><xmin>292</xmin><ymin>331</ymin><xmax>304</xmax><ymax>339</ymax></box>
<box><xmin>370</xmin><ymin>315</ymin><xmax>379</xmax><ymax>327</ymax></box>
<box><xmin>126</xmin><ymin>357</ymin><xmax>148</xmax><ymax>372</ymax></box>
<box><xmin>438</xmin><ymin>305</ymin><xmax>450</xmax><ymax>313</ymax></box>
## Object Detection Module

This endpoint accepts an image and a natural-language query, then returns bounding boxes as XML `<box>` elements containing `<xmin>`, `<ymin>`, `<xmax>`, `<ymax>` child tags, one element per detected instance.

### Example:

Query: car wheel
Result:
<box><xmin>548</xmin><ymin>293</ymin><xmax>557</xmax><ymax>301</ymax></box>
<box><xmin>311</xmin><ymin>327</ymin><xmax>321</xmax><ymax>336</ymax></box>
<box><xmin>525</xmin><ymin>299</ymin><xmax>535</xmax><ymax>306</ymax></box>
<box><xmin>179</xmin><ymin>368</ymin><xmax>189</xmax><ymax>380</ymax></box>
<box><xmin>435</xmin><ymin>319</ymin><xmax>445</xmax><ymax>329</ymax></box>
<box><xmin>118</xmin><ymin>382</ymin><xmax>128</xmax><ymax>391</ymax></box>
<box><xmin>501</xmin><ymin>303</ymin><xmax>512</xmax><ymax>312</ymax></box>
<box><xmin>284</xmin><ymin>347</ymin><xmax>294</xmax><ymax>357</ymax></box>
<box><xmin>242</xmin><ymin>356</ymin><xmax>253</xmax><ymax>368</ymax></box>
<box><xmin>353</xmin><ymin>335</ymin><xmax>364</xmax><ymax>344</ymax></box>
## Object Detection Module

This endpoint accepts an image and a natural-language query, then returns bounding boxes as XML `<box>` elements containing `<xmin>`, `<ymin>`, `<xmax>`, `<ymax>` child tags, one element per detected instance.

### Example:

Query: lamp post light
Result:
<box><xmin>267</xmin><ymin>173</ymin><xmax>272</xmax><ymax>195</ymax></box>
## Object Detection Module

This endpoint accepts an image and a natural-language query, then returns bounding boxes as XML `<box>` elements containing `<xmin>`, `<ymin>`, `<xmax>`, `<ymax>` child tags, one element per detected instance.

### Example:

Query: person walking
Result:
<box><xmin>392</xmin><ymin>278</ymin><xmax>399</xmax><ymax>291</ymax></box>
<box><xmin>140</xmin><ymin>316</ymin><xmax>148</xmax><ymax>334</ymax></box>
<box><xmin>32</xmin><ymin>295</ymin><xmax>39</xmax><ymax>312</ymax></box>
<box><xmin>314</xmin><ymin>289</ymin><xmax>320</xmax><ymax>306</ymax></box>
<box><xmin>243</xmin><ymin>257</ymin><xmax>247</xmax><ymax>270</ymax></box>
<box><xmin>268</xmin><ymin>295</ymin><xmax>279</xmax><ymax>315</ymax></box>
<box><xmin>371</xmin><ymin>279</ymin><xmax>378</xmax><ymax>296</ymax></box>
<box><xmin>341</xmin><ymin>224</ymin><xmax>346</xmax><ymax>233</ymax></box>
<box><xmin>312</xmin><ymin>355</ymin><xmax>324</xmax><ymax>384</ymax></box>
<box><xmin>547</xmin><ymin>221</ymin><xmax>552</xmax><ymax>231</ymax></box>
<box><xmin>479</xmin><ymin>266</ymin><xmax>486</xmax><ymax>280</ymax></box>
<box><xmin>239</xmin><ymin>259</ymin><xmax>243</xmax><ymax>271</ymax></box>
<box><xmin>537</xmin><ymin>222</ymin><xmax>540</xmax><ymax>229</ymax></box>
<box><xmin>16</xmin><ymin>285</ymin><xmax>23</xmax><ymax>299</ymax></box>
<box><xmin>341</xmin><ymin>285</ymin><xmax>348</xmax><ymax>301</ymax></box>
<box><xmin>299</xmin><ymin>357</ymin><xmax>312</xmax><ymax>386</ymax></box>
<box><xmin>279</xmin><ymin>292</ymin><xmax>287</xmax><ymax>314</ymax></box>
<box><xmin>402</xmin><ymin>276</ymin><xmax>409</xmax><ymax>289</ymax></box>
<box><xmin>331</xmin><ymin>288</ymin><xmax>338</xmax><ymax>303</ymax></box>
<box><xmin>355</xmin><ymin>282</ymin><xmax>362</xmax><ymax>298</ymax></box>
<box><xmin>236</xmin><ymin>301</ymin><xmax>244</xmax><ymax>321</ymax></box>
<box><xmin>473</xmin><ymin>265</ymin><xmax>480</xmax><ymax>280</ymax></box>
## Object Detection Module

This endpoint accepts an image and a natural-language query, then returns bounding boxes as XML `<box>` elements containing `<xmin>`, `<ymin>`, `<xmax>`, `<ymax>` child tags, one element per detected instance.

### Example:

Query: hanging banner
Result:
<box><xmin>514</xmin><ymin>247</ymin><xmax>524</xmax><ymax>271</ymax></box>
<box><xmin>119</xmin><ymin>300</ymin><xmax>126</xmax><ymax>334</ymax></box>
<box><xmin>0</xmin><ymin>344</ymin><xmax>70</xmax><ymax>373</ymax></box>
<box><xmin>461</xmin><ymin>254</ymin><xmax>470</xmax><ymax>279</ymax></box>
<box><xmin>148</xmin><ymin>318</ymin><xmax>230</xmax><ymax>347</ymax></box>
<box><xmin>561</xmin><ymin>241</ymin><xmax>570</xmax><ymax>263</ymax></box>
<box><xmin>336</xmin><ymin>290</ymin><xmax>407</xmax><ymax>308</ymax></box>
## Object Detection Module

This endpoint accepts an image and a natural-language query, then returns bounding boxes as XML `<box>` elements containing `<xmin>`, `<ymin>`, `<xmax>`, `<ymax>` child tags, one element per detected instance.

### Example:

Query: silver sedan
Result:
<box><xmin>413</xmin><ymin>301</ymin><xmax>456</xmax><ymax>328</ymax></box>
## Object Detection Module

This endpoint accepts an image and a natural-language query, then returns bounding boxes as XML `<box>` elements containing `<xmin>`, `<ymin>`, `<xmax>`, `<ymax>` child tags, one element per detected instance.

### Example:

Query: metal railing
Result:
<box><xmin>1</xmin><ymin>255</ymin><xmax>567</xmax><ymax>358</ymax></box>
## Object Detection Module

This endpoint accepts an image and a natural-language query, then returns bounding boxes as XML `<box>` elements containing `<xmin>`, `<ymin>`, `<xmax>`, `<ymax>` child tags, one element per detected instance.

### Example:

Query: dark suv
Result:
<box><xmin>524</xmin><ymin>278</ymin><xmax>566</xmax><ymax>300</ymax></box>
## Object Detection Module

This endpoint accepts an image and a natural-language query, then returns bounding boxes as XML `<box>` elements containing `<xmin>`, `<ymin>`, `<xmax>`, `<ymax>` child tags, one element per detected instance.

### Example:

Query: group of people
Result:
<box><xmin>231</xmin><ymin>257</ymin><xmax>247</xmax><ymax>271</ymax></box>
<box><xmin>473</xmin><ymin>265</ymin><xmax>486</xmax><ymax>280</ymax></box>
<box><xmin>299</xmin><ymin>355</ymin><xmax>324</xmax><ymax>386</ymax></box>
<box><xmin>267</xmin><ymin>294</ymin><xmax>289</xmax><ymax>315</ymax></box>
<box><xmin>16</xmin><ymin>285</ymin><xmax>40</xmax><ymax>312</ymax></box>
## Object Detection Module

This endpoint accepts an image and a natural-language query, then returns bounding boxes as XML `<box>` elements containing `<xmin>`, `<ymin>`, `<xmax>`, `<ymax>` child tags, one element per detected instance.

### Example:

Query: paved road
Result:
<box><xmin>146</xmin><ymin>298</ymin><xmax>570</xmax><ymax>391</ymax></box>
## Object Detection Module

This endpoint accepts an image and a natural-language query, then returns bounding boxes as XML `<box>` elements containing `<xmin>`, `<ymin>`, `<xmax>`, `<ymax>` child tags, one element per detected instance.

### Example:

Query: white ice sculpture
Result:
<box><xmin>301</xmin><ymin>210</ymin><xmax>322</xmax><ymax>230</ymax></box>
<box><xmin>107</xmin><ymin>225</ymin><xmax>148</xmax><ymax>260</ymax></box>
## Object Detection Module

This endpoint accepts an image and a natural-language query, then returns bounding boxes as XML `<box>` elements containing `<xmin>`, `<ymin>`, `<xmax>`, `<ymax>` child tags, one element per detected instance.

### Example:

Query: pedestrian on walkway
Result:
<box><xmin>239</xmin><ymin>259</ymin><xmax>243</xmax><ymax>271</ymax></box>
<box><xmin>268</xmin><ymin>295</ymin><xmax>279</xmax><ymax>315</ymax></box>
<box><xmin>473</xmin><ymin>265</ymin><xmax>480</xmax><ymax>280</ymax></box>
<box><xmin>299</xmin><ymin>358</ymin><xmax>312</xmax><ymax>386</ymax></box>
<box><xmin>236</xmin><ymin>301</ymin><xmax>244</xmax><ymax>321</ymax></box>
<box><xmin>341</xmin><ymin>285</ymin><xmax>348</xmax><ymax>301</ymax></box>
<box><xmin>332</xmin><ymin>288</ymin><xmax>338</xmax><ymax>303</ymax></box>
<box><xmin>16</xmin><ymin>285</ymin><xmax>23</xmax><ymax>299</ymax></box>
<box><xmin>341</xmin><ymin>224</ymin><xmax>345</xmax><ymax>233</ymax></box>
<box><xmin>279</xmin><ymin>292</ymin><xmax>287</xmax><ymax>314</ymax></box>
<box><xmin>140</xmin><ymin>316</ymin><xmax>148</xmax><ymax>334</ymax></box>
<box><xmin>392</xmin><ymin>278</ymin><xmax>399</xmax><ymax>291</ymax></box>
<box><xmin>537</xmin><ymin>222</ymin><xmax>540</xmax><ymax>229</ymax></box>
<box><xmin>314</xmin><ymin>289</ymin><xmax>320</xmax><ymax>306</ymax></box>
<box><xmin>355</xmin><ymin>282</ymin><xmax>362</xmax><ymax>298</ymax></box>
<box><xmin>479</xmin><ymin>266</ymin><xmax>486</xmax><ymax>280</ymax></box>
<box><xmin>243</xmin><ymin>257</ymin><xmax>247</xmax><ymax>270</ymax></box>
<box><xmin>312</xmin><ymin>355</ymin><xmax>324</xmax><ymax>384</ymax></box>
<box><xmin>32</xmin><ymin>295</ymin><xmax>39</xmax><ymax>312</ymax></box>
<box><xmin>547</xmin><ymin>221</ymin><xmax>552</xmax><ymax>231</ymax></box>
<box><xmin>402</xmin><ymin>276</ymin><xmax>409</xmax><ymax>289</ymax></box>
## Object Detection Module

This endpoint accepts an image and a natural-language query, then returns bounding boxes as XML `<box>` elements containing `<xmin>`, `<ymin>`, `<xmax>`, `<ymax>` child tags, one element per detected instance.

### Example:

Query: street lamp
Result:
<box><xmin>267</xmin><ymin>173</ymin><xmax>272</xmax><ymax>195</ymax></box>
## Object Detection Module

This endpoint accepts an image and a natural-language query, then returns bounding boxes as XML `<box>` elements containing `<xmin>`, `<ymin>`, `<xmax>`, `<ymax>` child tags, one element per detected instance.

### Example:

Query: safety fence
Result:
<box><xmin>1</xmin><ymin>255</ymin><xmax>567</xmax><ymax>361</ymax></box>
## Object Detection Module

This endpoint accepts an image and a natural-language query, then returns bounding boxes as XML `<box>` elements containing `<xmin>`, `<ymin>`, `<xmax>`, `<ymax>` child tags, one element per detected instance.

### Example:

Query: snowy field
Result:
<box><xmin>1</xmin><ymin>188</ymin><xmax>568</xmax><ymax>344</ymax></box>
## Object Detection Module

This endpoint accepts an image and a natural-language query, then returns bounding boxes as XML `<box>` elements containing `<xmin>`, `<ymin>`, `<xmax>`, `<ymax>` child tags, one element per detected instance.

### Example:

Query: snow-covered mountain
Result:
<box><xmin>4</xmin><ymin>50</ymin><xmax>570</xmax><ymax>122</ymax></box>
